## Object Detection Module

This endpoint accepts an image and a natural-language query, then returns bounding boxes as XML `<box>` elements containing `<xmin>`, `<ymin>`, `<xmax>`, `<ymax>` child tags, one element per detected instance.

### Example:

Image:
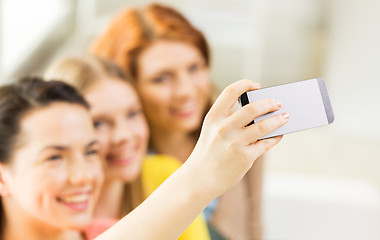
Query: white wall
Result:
<box><xmin>323</xmin><ymin>0</ymin><xmax>380</xmax><ymax>137</ymax></box>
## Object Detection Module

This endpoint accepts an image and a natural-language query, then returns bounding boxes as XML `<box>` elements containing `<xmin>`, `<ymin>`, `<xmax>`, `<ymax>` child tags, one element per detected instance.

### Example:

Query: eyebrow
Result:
<box><xmin>148</xmin><ymin>57</ymin><xmax>204</xmax><ymax>76</ymax></box>
<box><xmin>86</xmin><ymin>140</ymin><xmax>98</xmax><ymax>148</ymax></box>
<box><xmin>39</xmin><ymin>140</ymin><xmax>98</xmax><ymax>153</ymax></box>
<box><xmin>40</xmin><ymin>145</ymin><xmax>68</xmax><ymax>152</ymax></box>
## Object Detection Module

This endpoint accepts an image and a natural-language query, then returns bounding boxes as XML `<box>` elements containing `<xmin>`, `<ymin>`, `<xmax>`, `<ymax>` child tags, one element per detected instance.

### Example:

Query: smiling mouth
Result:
<box><xmin>107</xmin><ymin>147</ymin><xmax>139</xmax><ymax>166</ymax></box>
<box><xmin>57</xmin><ymin>194</ymin><xmax>91</xmax><ymax>211</ymax></box>
<box><xmin>171</xmin><ymin>106</ymin><xmax>197</xmax><ymax>117</ymax></box>
<box><xmin>59</xmin><ymin>194</ymin><xmax>89</xmax><ymax>203</ymax></box>
<box><xmin>107</xmin><ymin>156</ymin><xmax>135</xmax><ymax>166</ymax></box>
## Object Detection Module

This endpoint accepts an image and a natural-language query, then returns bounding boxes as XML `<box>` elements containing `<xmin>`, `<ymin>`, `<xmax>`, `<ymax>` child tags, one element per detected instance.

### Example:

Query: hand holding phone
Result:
<box><xmin>239</xmin><ymin>78</ymin><xmax>334</xmax><ymax>139</ymax></box>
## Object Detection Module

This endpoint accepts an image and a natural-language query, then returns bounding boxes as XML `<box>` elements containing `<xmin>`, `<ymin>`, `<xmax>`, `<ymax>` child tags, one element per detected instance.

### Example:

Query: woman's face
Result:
<box><xmin>136</xmin><ymin>40</ymin><xmax>212</xmax><ymax>134</ymax></box>
<box><xmin>84</xmin><ymin>78</ymin><xmax>149</xmax><ymax>182</ymax></box>
<box><xmin>0</xmin><ymin>103</ymin><xmax>103</xmax><ymax>230</ymax></box>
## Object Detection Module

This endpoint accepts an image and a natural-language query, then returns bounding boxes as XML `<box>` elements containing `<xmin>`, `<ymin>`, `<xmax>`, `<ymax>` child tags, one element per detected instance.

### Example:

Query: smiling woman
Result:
<box><xmin>6</xmin><ymin>102</ymin><xmax>101</xmax><ymax>221</ymax></box>
<box><xmin>0</xmin><ymin>77</ymin><xmax>104</xmax><ymax>240</ymax></box>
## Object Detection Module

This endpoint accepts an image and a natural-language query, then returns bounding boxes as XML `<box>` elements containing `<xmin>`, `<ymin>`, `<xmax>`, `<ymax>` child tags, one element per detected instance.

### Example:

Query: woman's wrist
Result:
<box><xmin>169</xmin><ymin>162</ymin><xmax>218</xmax><ymax>210</ymax></box>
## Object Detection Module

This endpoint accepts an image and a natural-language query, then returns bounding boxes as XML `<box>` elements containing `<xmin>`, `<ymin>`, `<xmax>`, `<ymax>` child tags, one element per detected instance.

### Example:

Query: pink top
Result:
<box><xmin>84</xmin><ymin>218</ymin><xmax>118</xmax><ymax>240</ymax></box>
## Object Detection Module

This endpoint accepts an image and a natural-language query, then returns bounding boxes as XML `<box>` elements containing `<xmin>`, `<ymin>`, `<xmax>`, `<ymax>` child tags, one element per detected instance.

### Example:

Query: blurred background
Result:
<box><xmin>1</xmin><ymin>0</ymin><xmax>380</xmax><ymax>239</ymax></box>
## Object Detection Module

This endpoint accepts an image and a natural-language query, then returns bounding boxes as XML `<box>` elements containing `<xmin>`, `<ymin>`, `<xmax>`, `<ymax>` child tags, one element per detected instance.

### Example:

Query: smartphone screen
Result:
<box><xmin>239</xmin><ymin>78</ymin><xmax>334</xmax><ymax>139</ymax></box>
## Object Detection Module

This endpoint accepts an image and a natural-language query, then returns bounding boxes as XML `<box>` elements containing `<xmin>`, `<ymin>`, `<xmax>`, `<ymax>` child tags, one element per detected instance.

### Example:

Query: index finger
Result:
<box><xmin>209</xmin><ymin>79</ymin><xmax>261</xmax><ymax>118</ymax></box>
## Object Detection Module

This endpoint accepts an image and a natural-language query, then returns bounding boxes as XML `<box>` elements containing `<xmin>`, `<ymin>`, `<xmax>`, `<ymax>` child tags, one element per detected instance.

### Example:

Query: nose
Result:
<box><xmin>110</xmin><ymin>118</ymin><xmax>134</xmax><ymax>146</ymax></box>
<box><xmin>173</xmin><ymin>72</ymin><xmax>196</xmax><ymax>99</ymax></box>
<box><xmin>68</xmin><ymin>153</ymin><xmax>96</xmax><ymax>185</ymax></box>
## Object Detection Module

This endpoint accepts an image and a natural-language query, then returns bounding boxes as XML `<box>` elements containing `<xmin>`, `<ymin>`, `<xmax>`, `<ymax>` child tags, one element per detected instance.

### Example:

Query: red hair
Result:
<box><xmin>89</xmin><ymin>3</ymin><xmax>210</xmax><ymax>78</ymax></box>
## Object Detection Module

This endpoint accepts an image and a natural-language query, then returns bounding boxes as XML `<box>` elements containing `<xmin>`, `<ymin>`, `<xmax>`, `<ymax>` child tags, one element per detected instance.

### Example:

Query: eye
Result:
<box><xmin>94</xmin><ymin>119</ymin><xmax>110</xmax><ymax>130</ymax></box>
<box><xmin>86</xmin><ymin>149</ymin><xmax>99</xmax><ymax>156</ymax></box>
<box><xmin>127</xmin><ymin>109</ymin><xmax>142</xmax><ymax>119</ymax></box>
<box><xmin>189</xmin><ymin>63</ymin><xmax>200</xmax><ymax>73</ymax></box>
<box><xmin>153</xmin><ymin>73</ymin><xmax>171</xmax><ymax>83</ymax></box>
<box><xmin>93</xmin><ymin>120</ymin><xmax>104</xmax><ymax>129</ymax></box>
<box><xmin>47</xmin><ymin>154</ymin><xmax>63</xmax><ymax>161</ymax></box>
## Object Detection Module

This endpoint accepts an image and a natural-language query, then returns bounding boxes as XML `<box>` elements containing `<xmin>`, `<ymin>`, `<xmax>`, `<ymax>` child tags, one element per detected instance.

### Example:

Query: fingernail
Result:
<box><xmin>282</xmin><ymin>113</ymin><xmax>289</xmax><ymax>120</ymax></box>
<box><xmin>255</xmin><ymin>83</ymin><xmax>261</xmax><ymax>88</ymax></box>
<box><xmin>277</xmin><ymin>101</ymin><xmax>282</xmax><ymax>108</ymax></box>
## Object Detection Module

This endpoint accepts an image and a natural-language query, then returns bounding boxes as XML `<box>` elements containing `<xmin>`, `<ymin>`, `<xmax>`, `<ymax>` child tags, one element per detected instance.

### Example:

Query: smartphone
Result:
<box><xmin>239</xmin><ymin>78</ymin><xmax>334</xmax><ymax>139</ymax></box>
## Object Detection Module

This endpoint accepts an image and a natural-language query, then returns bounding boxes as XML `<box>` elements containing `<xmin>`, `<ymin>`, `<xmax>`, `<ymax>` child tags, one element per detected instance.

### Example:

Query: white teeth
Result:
<box><xmin>60</xmin><ymin>194</ymin><xmax>89</xmax><ymax>204</ymax></box>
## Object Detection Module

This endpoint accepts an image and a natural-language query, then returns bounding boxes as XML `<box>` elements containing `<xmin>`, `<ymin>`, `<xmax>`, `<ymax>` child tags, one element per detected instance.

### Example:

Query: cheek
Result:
<box><xmin>12</xmin><ymin>171</ymin><xmax>64</xmax><ymax>207</ymax></box>
<box><xmin>137</xmin><ymin>84</ymin><xmax>171</xmax><ymax>109</ymax></box>
<box><xmin>194</xmin><ymin>74</ymin><xmax>212</xmax><ymax>103</ymax></box>
<box><xmin>94</xmin><ymin>129</ymin><xmax>111</xmax><ymax>158</ymax></box>
<box><xmin>196</xmin><ymin>71</ymin><xmax>212</xmax><ymax>91</ymax></box>
<box><xmin>143</xmin><ymin>92</ymin><xmax>171</xmax><ymax>119</ymax></box>
<box><xmin>89</xmin><ymin>161</ymin><xmax>104</xmax><ymax>189</ymax></box>
<box><xmin>132</xmin><ymin>118</ymin><xmax>150</xmax><ymax>143</ymax></box>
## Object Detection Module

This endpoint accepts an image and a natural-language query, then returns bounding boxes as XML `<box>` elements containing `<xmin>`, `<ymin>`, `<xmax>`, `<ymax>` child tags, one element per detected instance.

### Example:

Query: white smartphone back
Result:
<box><xmin>239</xmin><ymin>78</ymin><xmax>334</xmax><ymax>139</ymax></box>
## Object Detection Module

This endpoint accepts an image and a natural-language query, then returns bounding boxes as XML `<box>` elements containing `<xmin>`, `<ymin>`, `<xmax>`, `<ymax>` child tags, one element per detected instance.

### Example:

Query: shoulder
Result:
<box><xmin>84</xmin><ymin>218</ymin><xmax>118</xmax><ymax>240</ymax></box>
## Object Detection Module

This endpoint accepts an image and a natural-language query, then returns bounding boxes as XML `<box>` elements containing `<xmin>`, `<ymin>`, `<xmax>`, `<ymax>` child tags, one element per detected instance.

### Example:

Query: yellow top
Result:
<box><xmin>141</xmin><ymin>154</ymin><xmax>211</xmax><ymax>240</ymax></box>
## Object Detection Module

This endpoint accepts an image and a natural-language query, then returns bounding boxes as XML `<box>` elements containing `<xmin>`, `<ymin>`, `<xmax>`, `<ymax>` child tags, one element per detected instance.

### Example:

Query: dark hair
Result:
<box><xmin>0</xmin><ymin>76</ymin><xmax>89</xmax><ymax>164</ymax></box>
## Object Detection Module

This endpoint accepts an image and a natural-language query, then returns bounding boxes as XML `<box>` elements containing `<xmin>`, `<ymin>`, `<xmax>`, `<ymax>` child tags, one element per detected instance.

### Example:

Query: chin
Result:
<box><xmin>64</xmin><ymin>216</ymin><xmax>92</xmax><ymax>230</ymax></box>
<box><xmin>179</xmin><ymin>121</ymin><xmax>202</xmax><ymax>132</ymax></box>
<box><xmin>120</xmin><ymin>168</ymin><xmax>142</xmax><ymax>183</ymax></box>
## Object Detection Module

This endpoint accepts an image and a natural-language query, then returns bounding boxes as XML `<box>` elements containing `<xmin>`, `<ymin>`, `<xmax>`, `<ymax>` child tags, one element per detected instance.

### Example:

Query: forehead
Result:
<box><xmin>138</xmin><ymin>40</ymin><xmax>204</xmax><ymax>73</ymax></box>
<box><xmin>84</xmin><ymin>78</ymin><xmax>140</xmax><ymax>113</ymax></box>
<box><xmin>19</xmin><ymin>102</ymin><xmax>95</xmax><ymax>146</ymax></box>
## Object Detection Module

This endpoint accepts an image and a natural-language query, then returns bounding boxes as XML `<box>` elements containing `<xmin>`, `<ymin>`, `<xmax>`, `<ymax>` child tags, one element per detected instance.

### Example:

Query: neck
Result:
<box><xmin>150</xmin><ymin>129</ymin><xmax>197</xmax><ymax>163</ymax></box>
<box><xmin>94</xmin><ymin>179</ymin><xmax>124</xmax><ymax>219</ymax></box>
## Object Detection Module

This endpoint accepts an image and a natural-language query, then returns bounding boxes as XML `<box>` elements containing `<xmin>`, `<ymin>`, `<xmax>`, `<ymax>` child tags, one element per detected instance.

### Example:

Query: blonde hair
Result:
<box><xmin>45</xmin><ymin>54</ymin><xmax>130</xmax><ymax>91</ymax></box>
<box><xmin>44</xmin><ymin>54</ymin><xmax>145</xmax><ymax>216</ymax></box>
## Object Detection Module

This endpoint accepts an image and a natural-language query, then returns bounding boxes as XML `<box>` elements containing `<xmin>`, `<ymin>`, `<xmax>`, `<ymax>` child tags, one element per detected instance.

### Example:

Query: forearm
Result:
<box><xmin>96</xmin><ymin>164</ymin><xmax>214</xmax><ymax>240</ymax></box>
<box><xmin>95</xmin><ymin>79</ymin><xmax>288</xmax><ymax>240</ymax></box>
<box><xmin>246</xmin><ymin>155</ymin><xmax>264</xmax><ymax>240</ymax></box>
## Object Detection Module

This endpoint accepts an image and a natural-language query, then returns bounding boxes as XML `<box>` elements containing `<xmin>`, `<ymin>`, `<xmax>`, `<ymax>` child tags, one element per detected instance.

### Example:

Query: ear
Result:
<box><xmin>0</xmin><ymin>163</ymin><xmax>11</xmax><ymax>197</ymax></box>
